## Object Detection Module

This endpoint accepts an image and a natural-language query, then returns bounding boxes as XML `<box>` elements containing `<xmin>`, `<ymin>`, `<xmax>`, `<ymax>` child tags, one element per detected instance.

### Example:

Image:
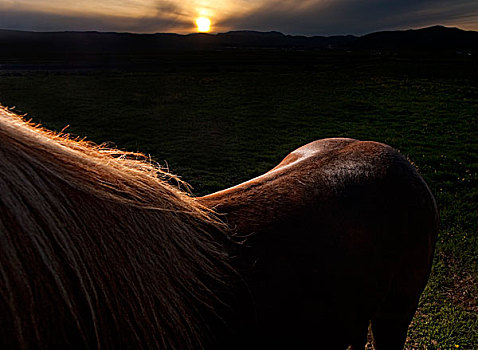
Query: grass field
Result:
<box><xmin>0</xmin><ymin>51</ymin><xmax>477</xmax><ymax>348</ymax></box>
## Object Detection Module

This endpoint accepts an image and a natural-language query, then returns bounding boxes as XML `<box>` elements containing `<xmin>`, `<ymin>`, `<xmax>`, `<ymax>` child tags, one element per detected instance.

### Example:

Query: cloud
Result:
<box><xmin>218</xmin><ymin>0</ymin><xmax>478</xmax><ymax>35</ymax></box>
<box><xmin>0</xmin><ymin>0</ymin><xmax>477</xmax><ymax>34</ymax></box>
<box><xmin>0</xmin><ymin>8</ymin><xmax>193</xmax><ymax>33</ymax></box>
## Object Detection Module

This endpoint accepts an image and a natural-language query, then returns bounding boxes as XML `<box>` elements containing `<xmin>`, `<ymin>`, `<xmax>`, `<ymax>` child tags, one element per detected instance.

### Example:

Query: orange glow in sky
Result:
<box><xmin>0</xmin><ymin>0</ymin><xmax>477</xmax><ymax>35</ymax></box>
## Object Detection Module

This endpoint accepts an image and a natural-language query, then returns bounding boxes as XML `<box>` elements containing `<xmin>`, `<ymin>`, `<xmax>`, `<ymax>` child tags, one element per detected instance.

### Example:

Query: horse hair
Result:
<box><xmin>0</xmin><ymin>106</ymin><xmax>233</xmax><ymax>349</ymax></box>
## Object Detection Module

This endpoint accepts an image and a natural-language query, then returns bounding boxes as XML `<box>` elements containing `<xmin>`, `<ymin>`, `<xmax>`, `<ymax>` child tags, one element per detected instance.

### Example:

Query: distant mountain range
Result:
<box><xmin>0</xmin><ymin>25</ymin><xmax>477</xmax><ymax>57</ymax></box>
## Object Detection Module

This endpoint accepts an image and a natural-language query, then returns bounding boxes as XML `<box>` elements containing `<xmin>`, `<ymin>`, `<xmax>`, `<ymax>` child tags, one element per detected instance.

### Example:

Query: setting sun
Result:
<box><xmin>196</xmin><ymin>17</ymin><xmax>211</xmax><ymax>32</ymax></box>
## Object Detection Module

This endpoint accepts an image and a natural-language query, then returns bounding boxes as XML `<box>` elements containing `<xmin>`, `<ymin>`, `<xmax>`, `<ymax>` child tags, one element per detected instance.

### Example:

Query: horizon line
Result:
<box><xmin>0</xmin><ymin>24</ymin><xmax>474</xmax><ymax>38</ymax></box>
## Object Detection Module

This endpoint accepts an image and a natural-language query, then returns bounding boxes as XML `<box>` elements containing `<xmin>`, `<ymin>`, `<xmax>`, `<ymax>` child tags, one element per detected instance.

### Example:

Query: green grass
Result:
<box><xmin>0</xmin><ymin>52</ymin><xmax>477</xmax><ymax>348</ymax></box>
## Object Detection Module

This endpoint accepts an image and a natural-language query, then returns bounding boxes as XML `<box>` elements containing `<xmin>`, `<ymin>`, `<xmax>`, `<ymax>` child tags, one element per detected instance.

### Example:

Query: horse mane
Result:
<box><xmin>0</xmin><ymin>106</ymin><xmax>233</xmax><ymax>349</ymax></box>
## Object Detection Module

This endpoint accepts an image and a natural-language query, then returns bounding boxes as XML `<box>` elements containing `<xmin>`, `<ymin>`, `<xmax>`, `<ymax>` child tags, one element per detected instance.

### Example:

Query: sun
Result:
<box><xmin>196</xmin><ymin>17</ymin><xmax>211</xmax><ymax>32</ymax></box>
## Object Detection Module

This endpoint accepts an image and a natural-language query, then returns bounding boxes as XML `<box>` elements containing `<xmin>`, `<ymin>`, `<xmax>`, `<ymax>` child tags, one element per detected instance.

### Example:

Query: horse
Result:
<box><xmin>0</xmin><ymin>105</ymin><xmax>438</xmax><ymax>349</ymax></box>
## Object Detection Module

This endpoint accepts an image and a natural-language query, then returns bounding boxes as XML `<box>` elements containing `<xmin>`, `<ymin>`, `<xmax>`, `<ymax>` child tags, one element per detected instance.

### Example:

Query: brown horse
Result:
<box><xmin>0</xmin><ymin>106</ymin><xmax>438</xmax><ymax>349</ymax></box>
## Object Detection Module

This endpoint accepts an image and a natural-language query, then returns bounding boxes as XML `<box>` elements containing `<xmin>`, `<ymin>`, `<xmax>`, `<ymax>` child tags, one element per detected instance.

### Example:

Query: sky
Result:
<box><xmin>0</xmin><ymin>0</ymin><xmax>477</xmax><ymax>35</ymax></box>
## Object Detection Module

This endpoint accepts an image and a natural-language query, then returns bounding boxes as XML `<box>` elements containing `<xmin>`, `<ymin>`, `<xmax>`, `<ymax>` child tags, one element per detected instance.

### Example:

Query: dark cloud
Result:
<box><xmin>154</xmin><ymin>1</ymin><xmax>189</xmax><ymax>19</ymax></box>
<box><xmin>0</xmin><ymin>8</ymin><xmax>192</xmax><ymax>33</ymax></box>
<box><xmin>219</xmin><ymin>0</ymin><xmax>478</xmax><ymax>35</ymax></box>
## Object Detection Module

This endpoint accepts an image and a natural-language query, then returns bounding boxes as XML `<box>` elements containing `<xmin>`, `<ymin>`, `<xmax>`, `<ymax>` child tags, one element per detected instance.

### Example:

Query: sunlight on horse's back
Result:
<box><xmin>0</xmin><ymin>106</ymin><xmax>233</xmax><ymax>349</ymax></box>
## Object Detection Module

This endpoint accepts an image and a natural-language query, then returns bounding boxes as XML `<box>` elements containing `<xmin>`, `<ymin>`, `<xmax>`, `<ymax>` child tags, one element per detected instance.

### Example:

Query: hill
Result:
<box><xmin>0</xmin><ymin>25</ymin><xmax>476</xmax><ymax>59</ymax></box>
